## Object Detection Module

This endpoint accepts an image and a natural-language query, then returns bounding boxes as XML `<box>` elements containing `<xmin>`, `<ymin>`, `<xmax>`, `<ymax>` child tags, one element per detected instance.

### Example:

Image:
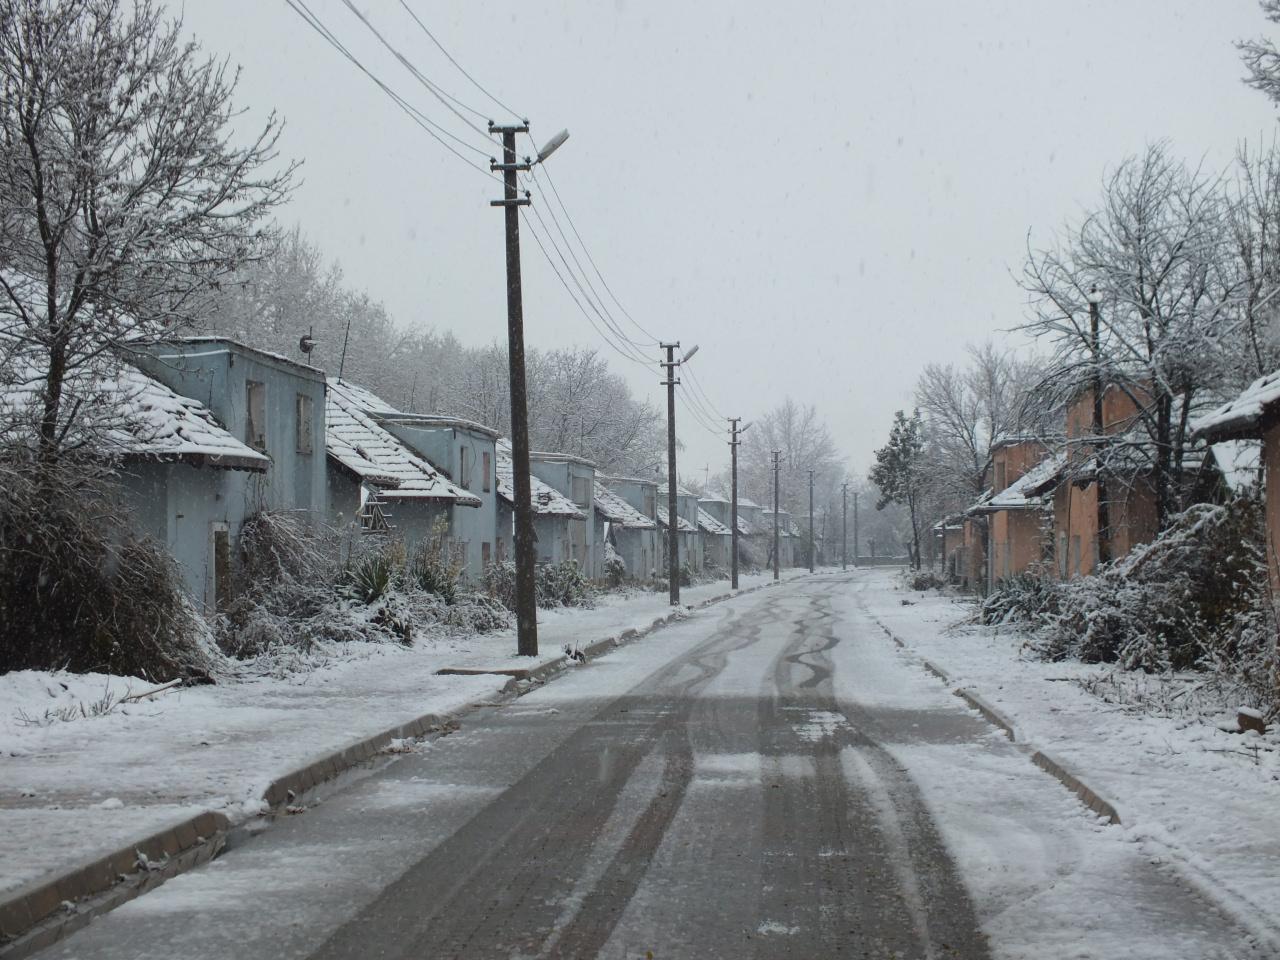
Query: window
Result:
<box><xmin>211</xmin><ymin>524</ymin><xmax>231</xmax><ymax>611</ymax></box>
<box><xmin>459</xmin><ymin>446</ymin><xmax>471</xmax><ymax>489</ymax></box>
<box><xmin>994</xmin><ymin>460</ymin><xmax>1006</xmax><ymax>493</ymax></box>
<box><xmin>482</xmin><ymin>451</ymin><xmax>491</xmax><ymax>493</ymax></box>
<box><xmin>245</xmin><ymin>380</ymin><xmax>267</xmax><ymax>451</ymax></box>
<box><xmin>482</xmin><ymin>541</ymin><xmax>491</xmax><ymax>567</ymax></box>
<box><xmin>295</xmin><ymin>393</ymin><xmax>313</xmax><ymax>454</ymax></box>
<box><xmin>643</xmin><ymin>490</ymin><xmax>656</xmax><ymax>517</ymax></box>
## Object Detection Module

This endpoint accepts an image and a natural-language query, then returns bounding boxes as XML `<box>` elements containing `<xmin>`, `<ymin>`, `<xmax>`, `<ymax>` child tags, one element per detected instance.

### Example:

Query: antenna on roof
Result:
<box><xmin>337</xmin><ymin>313</ymin><xmax>353</xmax><ymax>383</ymax></box>
<box><xmin>299</xmin><ymin>326</ymin><xmax>318</xmax><ymax>358</ymax></box>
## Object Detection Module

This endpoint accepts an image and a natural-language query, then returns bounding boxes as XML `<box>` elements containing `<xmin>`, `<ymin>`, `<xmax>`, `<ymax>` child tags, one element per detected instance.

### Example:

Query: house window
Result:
<box><xmin>572</xmin><ymin>475</ymin><xmax>590</xmax><ymax>508</ymax></box>
<box><xmin>295</xmin><ymin>393</ymin><xmax>313</xmax><ymax>454</ymax></box>
<box><xmin>482</xmin><ymin>451</ymin><xmax>491</xmax><ymax>493</ymax></box>
<box><xmin>995</xmin><ymin>460</ymin><xmax>1006</xmax><ymax>492</ymax></box>
<box><xmin>643</xmin><ymin>490</ymin><xmax>656</xmax><ymax>517</ymax></box>
<box><xmin>459</xmin><ymin>447</ymin><xmax>471</xmax><ymax>489</ymax></box>
<box><xmin>245</xmin><ymin>380</ymin><xmax>267</xmax><ymax>451</ymax></box>
<box><xmin>482</xmin><ymin>541</ymin><xmax>491</xmax><ymax>567</ymax></box>
<box><xmin>211</xmin><ymin>523</ymin><xmax>231</xmax><ymax>611</ymax></box>
<box><xmin>570</xmin><ymin>518</ymin><xmax>587</xmax><ymax>565</ymax></box>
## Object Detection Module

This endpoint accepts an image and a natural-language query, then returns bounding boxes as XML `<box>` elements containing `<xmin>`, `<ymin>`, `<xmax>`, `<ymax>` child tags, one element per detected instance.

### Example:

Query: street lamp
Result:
<box><xmin>490</xmin><ymin>122</ymin><xmax>568</xmax><ymax>657</ymax></box>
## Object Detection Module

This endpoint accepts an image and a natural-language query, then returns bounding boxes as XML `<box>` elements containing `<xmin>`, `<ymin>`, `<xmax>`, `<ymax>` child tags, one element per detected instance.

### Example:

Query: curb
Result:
<box><xmin>1030</xmin><ymin>750</ymin><xmax>1122</xmax><ymax>825</ymax></box>
<box><xmin>0</xmin><ymin>811</ymin><xmax>227</xmax><ymax>959</ymax></box>
<box><xmin>861</xmin><ymin>600</ymin><xmax>1123</xmax><ymax>828</ymax></box>
<box><xmin>0</xmin><ymin>574</ymin><xmax>802</xmax><ymax>953</ymax></box>
<box><xmin>953</xmin><ymin>688</ymin><xmax>1019</xmax><ymax>743</ymax></box>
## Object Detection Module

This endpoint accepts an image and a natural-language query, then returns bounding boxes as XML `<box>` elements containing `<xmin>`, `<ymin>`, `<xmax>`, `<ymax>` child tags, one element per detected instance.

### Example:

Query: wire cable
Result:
<box><xmin>397</xmin><ymin>0</ymin><xmax>526</xmax><ymax>121</ymax></box>
<box><xmin>339</xmin><ymin>0</ymin><xmax>497</xmax><ymax>145</ymax></box>
<box><xmin>683</xmin><ymin>361</ymin><xmax>728</xmax><ymax>422</ymax></box>
<box><xmin>285</xmin><ymin>0</ymin><xmax>503</xmax><ymax>181</ymax></box>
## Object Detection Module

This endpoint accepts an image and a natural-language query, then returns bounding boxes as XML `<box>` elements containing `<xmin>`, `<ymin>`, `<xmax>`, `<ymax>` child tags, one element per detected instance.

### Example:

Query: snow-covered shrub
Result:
<box><xmin>678</xmin><ymin>562</ymin><xmax>693</xmax><ymax>587</ymax></box>
<box><xmin>537</xmin><ymin>560</ymin><xmax>595</xmax><ymax>608</ymax></box>
<box><xmin>908</xmin><ymin>570</ymin><xmax>946</xmax><ymax>592</ymax></box>
<box><xmin>407</xmin><ymin>517</ymin><xmax>464</xmax><ymax>603</ymax></box>
<box><xmin>482</xmin><ymin>559</ymin><xmax>517</xmax><ymax>609</ymax></box>
<box><xmin>981</xmin><ymin>573</ymin><xmax>1062</xmax><ymax>626</ymax></box>
<box><xmin>435</xmin><ymin>593</ymin><xmax>511</xmax><ymax>633</ymax></box>
<box><xmin>0</xmin><ymin>452</ymin><xmax>211</xmax><ymax>682</ymax></box>
<box><xmin>345</xmin><ymin>544</ymin><xmax>402</xmax><ymax>605</ymax></box>
<box><xmin>603</xmin><ymin>542</ymin><xmax>626</xmax><ymax>588</ymax></box>
<box><xmin>1036</xmin><ymin>497</ymin><xmax>1274</xmax><ymax>676</ymax></box>
<box><xmin>737</xmin><ymin>540</ymin><xmax>762</xmax><ymax>574</ymax></box>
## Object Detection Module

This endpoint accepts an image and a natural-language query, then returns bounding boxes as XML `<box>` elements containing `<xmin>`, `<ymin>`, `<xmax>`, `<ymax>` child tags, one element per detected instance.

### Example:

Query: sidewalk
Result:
<box><xmin>854</xmin><ymin>569</ymin><xmax>1280</xmax><ymax>945</ymax></box>
<box><xmin>0</xmin><ymin>571</ymin><xmax>805</xmax><ymax>916</ymax></box>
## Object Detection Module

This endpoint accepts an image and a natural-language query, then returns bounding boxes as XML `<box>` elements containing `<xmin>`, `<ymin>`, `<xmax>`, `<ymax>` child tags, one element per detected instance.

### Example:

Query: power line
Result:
<box><xmin>522</xmin><ymin>171</ymin><xmax>651</xmax><ymax>352</ymax></box>
<box><xmin>339</xmin><ymin>0</ymin><xmax>496</xmax><ymax>144</ymax></box>
<box><xmin>682</xmin><ymin>362</ymin><xmax>727</xmax><ymax>423</ymax></box>
<box><xmin>397</xmin><ymin>0</ymin><xmax>526</xmax><ymax>121</ymax></box>
<box><xmin>284</xmin><ymin>0</ymin><xmax>502</xmax><ymax>181</ymax></box>
<box><xmin>531</xmin><ymin>162</ymin><xmax>660</xmax><ymax>345</ymax></box>
<box><xmin>520</xmin><ymin>209</ymin><xmax>652</xmax><ymax>371</ymax></box>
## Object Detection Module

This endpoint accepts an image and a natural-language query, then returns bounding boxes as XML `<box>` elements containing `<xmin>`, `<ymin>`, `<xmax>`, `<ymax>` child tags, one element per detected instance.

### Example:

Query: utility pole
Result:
<box><xmin>660</xmin><ymin>343</ymin><xmax>681</xmax><ymax>605</ymax></box>
<box><xmin>842</xmin><ymin>481</ymin><xmax>848</xmax><ymax>571</ymax></box>
<box><xmin>1088</xmin><ymin>287</ymin><xmax>1111</xmax><ymax>567</ymax></box>
<box><xmin>489</xmin><ymin>122</ymin><xmax>538</xmax><ymax>656</ymax></box>
<box><xmin>853</xmin><ymin>491</ymin><xmax>860</xmax><ymax>567</ymax></box>
<box><xmin>808</xmin><ymin>469</ymin><xmax>815</xmax><ymax>573</ymax></box>
<box><xmin>772</xmin><ymin>450</ymin><xmax>781</xmax><ymax>581</ymax></box>
<box><xmin>729</xmin><ymin>417</ymin><xmax>742</xmax><ymax>590</ymax></box>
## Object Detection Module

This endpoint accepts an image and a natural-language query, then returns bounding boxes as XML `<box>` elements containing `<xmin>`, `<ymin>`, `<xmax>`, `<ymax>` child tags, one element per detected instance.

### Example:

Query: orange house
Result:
<box><xmin>1193</xmin><ymin>370</ymin><xmax>1280</xmax><ymax>588</ymax></box>
<box><xmin>969</xmin><ymin>439</ymin><xmax>1055</xmax><ymax>589</ymax></box>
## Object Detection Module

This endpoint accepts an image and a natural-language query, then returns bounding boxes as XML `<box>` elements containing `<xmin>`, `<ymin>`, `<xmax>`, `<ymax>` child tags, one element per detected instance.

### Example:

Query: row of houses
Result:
<box><xmin>933</xmin><ymin>381</ymin><xmax>1258</xmax><ymax>593</ymax></box>
<box><xmin>63</xmin><ymin>336</ymin><xmax>809</xmax><ymax>611</ymax></box>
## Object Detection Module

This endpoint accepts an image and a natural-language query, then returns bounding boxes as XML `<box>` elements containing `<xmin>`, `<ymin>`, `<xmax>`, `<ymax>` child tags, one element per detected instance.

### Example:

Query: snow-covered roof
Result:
<box><xmin>1210</xmin><ymin>440</ymin><xmax>1262</xmax><ymax>493</ymax></box>
<box><xmin>975</xmin><ymin>453</ymin><xmax>1066</xmax><ymax>513</ymax></box>
<box><xmin>494</xmin><ymin>448</ymin><xmax>583</xmax><ymax>517</ymax></box>
<box><xmin>656</xmin><ymin>504</ymin><xmax>697</xmax><ymax>533</ymax></box>
<box><xmin>329</xmin><ymin>378</ymin><xmax>405</xmax><ymax>418</ymax></box>
<box><xmin>696</xmin><ymin>507</ymin><xmax>731</xmax><ymax>536</ymax></box>
<box><xmin>326</xmin><ymin>379</ymin><xmax>479</xmax><ymax>504</ymax></box>
<box><xmin>1192</xmin><ymin>370</ymin><xmax>1280</xmax><ymax>440</ymax></box>
<box><xmin>1</xmin><ymin>357</ymin><xmax>268</xmax><ymax>471</ymax></box>
<box><xmin>594</xmin><ymin>483</ymin><xmax>655</xmax><ymax>528</ymax></box>
<box><xmin>146</xmin><ymin>336</ymin><xmax>326</xmax><ymax>381</ymax></box>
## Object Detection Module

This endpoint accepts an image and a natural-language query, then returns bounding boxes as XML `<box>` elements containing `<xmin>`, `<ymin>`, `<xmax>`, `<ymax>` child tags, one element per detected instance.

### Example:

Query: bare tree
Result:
<box><xmin>1239</xmin><ymin>2</ymin><xmax>1280</xmax><ymax>107</ymax></box>
<box><xmin>1020</xmin><ymin>143</ymin><xmax>1233</xmax><ymax>527</ymax></box>
<box><xmin>739</xmin><ymin>397</ymin><xmax>843</xmax><ymax>518</ymax></box>
<box><xmin>0</xmin><ymin>0</ymin><xmax>295</xmax><ymax>466</ymax></box>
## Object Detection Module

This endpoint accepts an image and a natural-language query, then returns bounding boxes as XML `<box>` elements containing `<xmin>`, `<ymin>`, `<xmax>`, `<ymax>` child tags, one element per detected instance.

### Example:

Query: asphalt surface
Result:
<box><xmin>42</xmin><ymin>573</ymin><xmax>1258</xmax><ymax>959</ymax></box>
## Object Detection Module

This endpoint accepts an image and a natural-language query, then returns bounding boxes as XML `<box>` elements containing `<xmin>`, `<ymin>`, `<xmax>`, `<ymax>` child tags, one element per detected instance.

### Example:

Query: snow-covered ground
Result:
<box><xmin>852</xmin><ymin>569</ymin><xmax>1280</xmax><ymax>946</ymax></box>
<box><xmin>0</xmin><ymin>570</ymin><xmax>804</xmax><ymax>901</ymax></box>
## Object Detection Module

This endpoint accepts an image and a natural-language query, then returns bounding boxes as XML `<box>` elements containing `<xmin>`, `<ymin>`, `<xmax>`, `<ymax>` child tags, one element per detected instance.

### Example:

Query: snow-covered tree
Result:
<box><xmin>0</xmin><ymin>0</ymin><xmax>295</xmax><ymax>466</ymax></box>
<box><xmin>1020</xmin><ymin>143</ymin><xmax>1233</xmax><ymax>527</ymax></box>
<box><xmin>738</xmin><ymin>397</ymin><xmax>844</xmax><ymax>518</ymax></box>
<box><xmin>869</xmin><ymin>409</ymin><xmax>926</xmax><ymax>569</ymax></box>
<box><xmin>1239</xmin><ymin>1</ymin><xmax>1280</xmax><ymax>108</ymax></box>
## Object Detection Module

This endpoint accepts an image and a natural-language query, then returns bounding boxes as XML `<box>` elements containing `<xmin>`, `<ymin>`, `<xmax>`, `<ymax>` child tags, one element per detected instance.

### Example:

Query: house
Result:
<box><xmin>134</xmin><ymin>337</ymin><xmax>327</xmax><ymax>519</ymax></box>
<box><xmin>603</xmin><ymin>474</ymin><xmax>661</xmax><ymax>578</ymax></box>
<box><xmin>2</xmin><ymin>356</ymin><xmax>273</xmax><ymax>609</ymax></box>
<box><xmin>695</xmin><ymin>504</ymin><xmax>732</xmax><ymax>571</ymax></box>
<box><xmin>966</xmin><ymin>439</ymin><xmax>1056</xmax><ymax>589</ymax></box>
<box><xmin>129</xmin><ymin>337</ymin><xmax>328</xmax><ymax>608</ymax></box>
<box><xmin>594</xmin><ymin>481</ymin><xmax>658</xmax><ymax>582</ymax></box>
<box><xmin>761</xmin><ymin>508</ymin><xmax>798</xmax><ymax>568</ymax></box>
<box><xmin>531</xmin><ymin>451</ymin><xmax>597</xmax><ymax>576</ymax></box>
<box><xmin>1193</xmin><ymin>370</ymin><xmax>1280</xmax><ymax>585</ymax></box>
<box><xmin>958</xmin><ymin>512</ymin><xmax>988</xmax><ymax>592</ymax></box>
<box><xmin>325</xmin><ymin>379</ymin><xmax>480</xmax><ymax>561</ymax></box>
<box><xmin>657</xmin><ymin>484</ymin><xmax>700</xmax><ymax>575</ymax></box>
<box><xmin>930</xmin><ymin>515</ymin><xmax>965</xmax><ymax>582</ymax></box>
<box><xmin>494</xmin><ymin>444</ymin><xmax>586</xmax><ymax>568</ymax></box>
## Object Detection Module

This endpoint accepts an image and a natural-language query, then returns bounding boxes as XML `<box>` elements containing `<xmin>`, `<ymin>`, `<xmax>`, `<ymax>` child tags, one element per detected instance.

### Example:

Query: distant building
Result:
<box><xmin>531</xmin><ymin>451</ymin><xmax>598</xmax><ymax>576</ymax></box>
<box><xmin>495</xmin><ymin>443</ymin><xmax>585</xmax><ymax>568</ymax></box>
<box><xmin>595</xmin><ymin>480</ymin><xmax>658</xmax><ymax>581</ymax></box>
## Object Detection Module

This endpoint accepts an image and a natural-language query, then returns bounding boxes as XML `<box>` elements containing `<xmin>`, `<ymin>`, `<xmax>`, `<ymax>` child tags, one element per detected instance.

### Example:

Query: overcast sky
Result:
<box><xmin>184</xmin><ymin>1</ymin><xmax>1278</xmax><ymax>479</ymax></box>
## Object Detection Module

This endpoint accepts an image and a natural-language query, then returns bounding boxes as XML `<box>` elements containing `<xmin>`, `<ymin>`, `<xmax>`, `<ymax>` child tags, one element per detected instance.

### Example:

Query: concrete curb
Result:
<box><xmin>953</xmin><ymin>688</ymin><xmax>1020</xmax><ymax>743</ymax></box>
<box><xmin>1030</xmin><ymin>750</ymin><xmax>1122</xmax><ymax>825</ymax></box>
<box><xmin>0</xmin><ymin>573</ymin><xmax>803</xmax><ymax>953</ymax></box>
<box><xmin>861</xmin><ymin>600</ymin><xmax>1123</xmax><ymax>828</ymax></box>
<box><xmin>0</xmin><ymin>811</ymin><xmax>227</xmax><ymax>959</ymax></box>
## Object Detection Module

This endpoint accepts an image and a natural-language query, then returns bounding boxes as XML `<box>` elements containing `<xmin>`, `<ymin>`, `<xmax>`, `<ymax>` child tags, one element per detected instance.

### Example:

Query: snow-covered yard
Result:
<box><xmin>0</xmin><ymin>571</ymin><xmax>803</xmax><ymax>902</ymax></box>
<box><xmin>854</xmin><ymin>569</ymin><xmax>1280</xmax><ymax>944</ymax></box>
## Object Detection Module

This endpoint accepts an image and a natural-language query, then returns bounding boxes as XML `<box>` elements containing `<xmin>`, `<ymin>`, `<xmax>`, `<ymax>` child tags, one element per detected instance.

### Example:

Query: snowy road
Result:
<box><xmin>43</xmin><ymin>573</ymin><xmax>1257</xmax><ymax>959</ymax></box>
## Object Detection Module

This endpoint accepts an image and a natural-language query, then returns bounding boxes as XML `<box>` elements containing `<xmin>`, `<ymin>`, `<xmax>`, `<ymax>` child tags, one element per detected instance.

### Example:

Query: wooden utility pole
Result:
<box><xmin>660</xmin><ymin>343</ymin><xmax>681</xmax><ymax>605</ymax></box>
<box><xmin>853</xmin><ymin>491</ymin><xmax>860</xmax><ymax>567</ymax></box>
<box><xmin>1089</xmin><ymin>288</ymin><xmax>1111</xmax><ymax>566</ymax></box>
<box><xmin>772</xmin><ymin>450</ymin><xmax>781</xmax><ymax>581</ymax></box>
<box><xmin>489</xmin><ymin>122</ymin><xmax>538</xmax><ymax>656</ymax></box>
<box><xmin>808</xmin><ymin>469</ymin><xmax>815</xmax><ymax>573</ymax></box>
<box><xmin>842</xmin><ymin>481</ymin><xmax>848</xmax><ymax>570</ymax></box>
<box><xmin>729</xmin><ymin>417</ymin><xmax>742</xmax><ymax>590</ymax></box>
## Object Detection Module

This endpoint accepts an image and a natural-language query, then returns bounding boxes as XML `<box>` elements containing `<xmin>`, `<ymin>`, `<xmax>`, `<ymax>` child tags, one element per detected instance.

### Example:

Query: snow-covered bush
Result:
<box><xmin>345</xmin><ymin>545</ymin><xmax>402</xmax><ymax>605</ymax></box>
<box><xmin>407</xmin><ymin>517</ymin><xmax>464</xmax><ymax>603</ymax></box>
<box><xmin>1020</xmin><ymin>498</ymin><xmax>1277</xmax><ymax>692</ymax></box>
<box><xmin>603</xmin><ymin>543</ymin><xmax>626</xmax><ymax>588</ymax></box>
<box><xmin>537</xmin><ymin>560</ymin><xmax>595</xmax><ymax>608</ymax></box>
<box><xmin>0</xmin><ymin>452</ymin><xmax>211</xmax><ymax>682</ymax></box>
<box><xmin>981</xmin><ymin>573</ymin><xmax>1062</xmax><ymax>626</ymax></box>
<box><xmin>482</xmin><ymin>559</ymin><xmax>517</xmax><ymax>609</ymax></box>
